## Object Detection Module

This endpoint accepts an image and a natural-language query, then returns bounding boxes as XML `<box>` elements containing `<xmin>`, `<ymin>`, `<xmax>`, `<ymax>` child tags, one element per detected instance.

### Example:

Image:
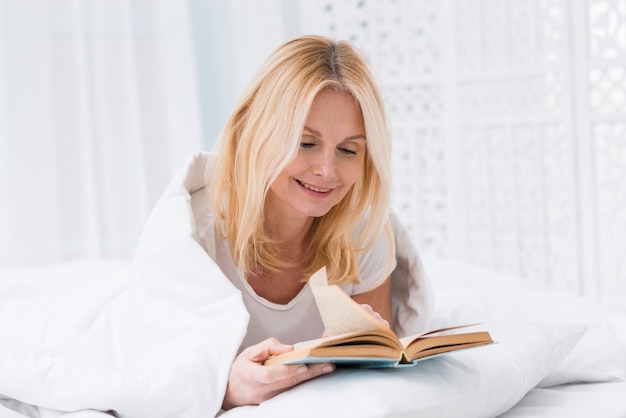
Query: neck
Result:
<box><xmin>264</xmin><ymin>214</ymin><xmax>314</xmax><ymax>262</ymax></box>
<box><xmin>271</xmin><ymin>221</ymin><xmax>313</xmax><ymax>261</ymax></box>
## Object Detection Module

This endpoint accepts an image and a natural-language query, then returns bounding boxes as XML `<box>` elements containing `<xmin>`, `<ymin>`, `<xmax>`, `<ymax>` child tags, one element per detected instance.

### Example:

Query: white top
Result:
<box><xmin>190</xmin><ymin>177</ymin><xmax>394</xmax><ymax>349</ymax></box>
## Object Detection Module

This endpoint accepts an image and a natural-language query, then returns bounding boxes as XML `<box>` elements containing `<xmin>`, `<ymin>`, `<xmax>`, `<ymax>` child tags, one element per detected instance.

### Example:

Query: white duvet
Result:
<box><xmin>0</xmin><ymin>153</ymin><xmax>251</xmax><ymax>416</ymax></box>
<box><xmin>0</xmin><ymin>152</ymin><xmax>433</xmax><ymax>418</ymax></box>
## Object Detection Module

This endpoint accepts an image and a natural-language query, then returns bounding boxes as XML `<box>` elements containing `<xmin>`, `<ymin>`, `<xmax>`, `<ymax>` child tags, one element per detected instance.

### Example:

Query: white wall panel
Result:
<box><xmin>300</xmin><ymin>0</ymin><xmax>626</xmax><ymax>311</ymax></box>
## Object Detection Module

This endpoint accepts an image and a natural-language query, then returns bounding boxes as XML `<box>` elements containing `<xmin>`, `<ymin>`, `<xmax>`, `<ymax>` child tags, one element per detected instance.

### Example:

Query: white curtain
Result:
<box><xmin>191</xmin><ymin>0</ymin><xmax>303</xmax><ymax>137</ymax></box>
<box><xmin>0</xmin><ymin>0</ymin><xmax>203</xmax><ymax>266</ymax></box>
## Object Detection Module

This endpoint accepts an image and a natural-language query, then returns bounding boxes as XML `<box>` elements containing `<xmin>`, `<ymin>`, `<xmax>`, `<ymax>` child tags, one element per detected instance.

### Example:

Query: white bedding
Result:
<box><xmin>0</xmin><ymin>153</ymin><xmax>254</xmax><ymax>417</ymax></box>
<box><xmin>500</xmin><ymin>312</ymin><xmax>626</xmax><ymax>418</ymax></box>
<box><xmin>1</xmin><ymin>259</ymin><xmax>623</xmax><ymax>418</ymax></box>
<box><xmin>428</xmin><ymin>257</ymin><xmax>626</xmax><ymax>418</ymax></box>
<box><xmin>0</xmin><ymin>154</ymin><xmax>624</xmax><ymax>418</ymax></box>
<box><xmin>1</xmin><ymin>263</ymin><xmax>625</xmax><ymax>418</ymax></box>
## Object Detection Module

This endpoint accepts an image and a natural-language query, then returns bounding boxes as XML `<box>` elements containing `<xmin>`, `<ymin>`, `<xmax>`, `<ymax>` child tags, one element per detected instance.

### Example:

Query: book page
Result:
<box><xmin>398</xmin><ymin>323</ymin><xmax>484</xmax><ymax>347</ymax></box>
<box><xmin>309</xmin><ymin>267</ymin><xmax>389</xmax><ymax>336</ymax></box>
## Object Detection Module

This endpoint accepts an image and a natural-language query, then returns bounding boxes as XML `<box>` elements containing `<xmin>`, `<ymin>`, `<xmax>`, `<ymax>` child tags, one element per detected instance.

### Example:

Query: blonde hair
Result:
<box><xmin>209</xmin><ymin>35</ymin><xmax>394</xmax><ymax>284</ymax></box>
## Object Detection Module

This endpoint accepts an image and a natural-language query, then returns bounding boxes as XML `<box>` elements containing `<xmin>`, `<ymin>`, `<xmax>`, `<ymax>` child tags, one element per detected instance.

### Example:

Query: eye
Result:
<box><xmin>338</xmin><ymin>147</ymin><xmax>358</xmax><ymax>156</ymax></box>
<box><xmin>300</xmin><ymin>134</ymin><xmax>318</xmax><ymax>149</ymax></box>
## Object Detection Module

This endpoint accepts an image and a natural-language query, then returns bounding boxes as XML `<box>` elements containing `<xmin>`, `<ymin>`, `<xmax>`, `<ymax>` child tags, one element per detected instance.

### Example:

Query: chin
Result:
<box><xmin>299</xmin><ymin>205</ymin><xmax>334</xmax><ymax>219</ymax></box>
<box><xmin>304</xmin><ymin>210</ymin><xmax>331</xmax><ymax>219</ymax></box>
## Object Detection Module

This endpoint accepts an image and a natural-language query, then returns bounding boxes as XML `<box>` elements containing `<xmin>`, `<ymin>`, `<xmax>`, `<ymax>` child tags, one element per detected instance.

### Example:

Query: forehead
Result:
<box><xmin>305</xmin><ymin>89</ymin><xmax>364</xmax><ymax>132</ymax></box>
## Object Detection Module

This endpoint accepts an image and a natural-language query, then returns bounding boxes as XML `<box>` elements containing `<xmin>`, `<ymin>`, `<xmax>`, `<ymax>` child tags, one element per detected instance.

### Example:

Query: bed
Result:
<box><xmin>0</xmin><ymin>155</ymin><xmax>624</xmax><ymax>418</ymax></box>
<box><xmin>0</xmin><ymin>255</ymin><xmax>623</xmax><ymax>418</ymax></box>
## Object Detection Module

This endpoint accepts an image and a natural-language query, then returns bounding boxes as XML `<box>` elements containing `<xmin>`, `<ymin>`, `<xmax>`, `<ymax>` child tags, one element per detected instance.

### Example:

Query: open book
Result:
<box><xmin>264</xmin><ymin>267</ymin><xmax>494</xmax><ymax>368</ymax></box>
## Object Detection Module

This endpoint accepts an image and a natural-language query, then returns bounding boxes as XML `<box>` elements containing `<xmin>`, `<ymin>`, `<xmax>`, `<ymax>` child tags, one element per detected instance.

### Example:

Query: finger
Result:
<box><xmin>265</xmin><ymin>363</ymin><xmax>335</xmax><ymax>393</ymax></box>
<box><xmin>360</xmin><ymin>304</ymin><xmax>390</xmax><ymax>328</ymax></box>
<box><xmin>369</xmin><ymin>310</ymin><xmax>389</xmax><ymax>327</ymax></box>
<box><xmin>292</xmin><ymin>363</ymin><xmax>336</xmax><ymax>384</ymax></box>
<box><xmin>268</xmin><ymin>363</ymin><xmax>335</xmax><ymax>392</ymax></box>
<box><xmin>245</xmin><ymin>338</ymin><xmax>293</xmax><ymax>363</ymax></box>
<box><xmin>360</xmin><ymin>304</ymin><xmax>374</xmax><ymax>313</ymax></box>
<box><xmin>267</xmin><ymin>343</ymin><xmax>295</xmax><ymax>357</ymax></box>
<box><xmin>374</xmin><ymin>315</ymin><xmax>389</xmax><ymax>328</ymax></box>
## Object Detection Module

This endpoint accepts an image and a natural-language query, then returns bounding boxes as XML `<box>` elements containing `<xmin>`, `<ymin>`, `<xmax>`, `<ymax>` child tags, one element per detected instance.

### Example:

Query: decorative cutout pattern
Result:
<box><xmin>301</xmin><ymin>0</ymin><xmax>625</xmax><ymax>309</ymax></box>
<box><xmin>590</xmin><ymin>0</ymin><xmax>626</xmax><ymax>61</ymax></box>
<box><xmin>590</xmin><ymin>67</ymin><xmax>626</xmax><ymax>114</ymax></box>
<box><xmin>385</xmin><ymin>84</ymin><xmax>442</xmax><ymax>124</ymax></box>
<box><xmin>589</xmin><ymin>0</ymin><xmax>626</xmax><ymax>310</ymax></box>
<box><xmin>458</xmin><ymin>75</ymin><xmax>564</xmax><ymax>120</ymax></box>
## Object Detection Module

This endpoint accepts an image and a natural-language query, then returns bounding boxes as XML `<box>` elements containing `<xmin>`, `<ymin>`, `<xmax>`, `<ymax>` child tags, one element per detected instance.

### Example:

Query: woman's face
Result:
<box><xmin>267</xmin><ymin>89</ymin><xmax>366</xmax><ymax>224</ymax></box>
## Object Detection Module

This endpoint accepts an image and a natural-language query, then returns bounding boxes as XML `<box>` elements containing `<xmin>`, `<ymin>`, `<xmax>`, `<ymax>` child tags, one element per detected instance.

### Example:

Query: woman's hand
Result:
<box><xmin>222</xmin><ymin>337</ymin><xmax>335</xmax><ymax>410</ymax></box>
<box><xmin>351</xmin><ymin>276</ymin><xmax>393</xmax><ymax>329</ymax></box>
<box><xmin>360</xmin><ymin>303</ymin><xmax>390</xmax><ymax>328</ymax></box>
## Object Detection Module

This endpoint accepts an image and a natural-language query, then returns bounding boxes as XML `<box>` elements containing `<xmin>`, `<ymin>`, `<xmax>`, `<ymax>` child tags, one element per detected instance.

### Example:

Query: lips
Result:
<box><xmin>296</xmin><ymin>179</ymin><xmax>333</xmax><ymax>193</ymax></box>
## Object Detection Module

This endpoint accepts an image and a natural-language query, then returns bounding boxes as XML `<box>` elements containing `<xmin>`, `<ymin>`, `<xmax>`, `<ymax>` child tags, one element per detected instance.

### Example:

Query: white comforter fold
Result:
<box><xmin>0</xmin><ymin>153</ymin><xmax>250</xmax><ymax>417</ymax></box>
<box><xmin>0</xmin><ymin>151</ymin><xmax>431</xmax><ymax>418</ymax></box>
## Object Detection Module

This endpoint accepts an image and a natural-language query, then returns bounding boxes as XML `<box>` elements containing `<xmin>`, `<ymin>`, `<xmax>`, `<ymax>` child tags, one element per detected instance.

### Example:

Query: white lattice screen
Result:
<box><xmin>299</xmin><ymin>0</ymin><xmax>626</xmax><ymax>312</ymax></box>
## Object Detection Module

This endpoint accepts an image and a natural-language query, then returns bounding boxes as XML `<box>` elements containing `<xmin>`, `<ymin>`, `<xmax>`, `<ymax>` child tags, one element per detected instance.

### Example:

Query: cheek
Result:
<box><xmin>340</xmin><ymin>161</ymin><xmax>364</xmax><ymax>189</ymax></box>
<box><xmin>275</xmin><ymin>171</ymin><xmax>294</xmax><ymax>192</ymax></box>
<box><xmin>269</xmin><ymin>168</ymin><xmax>292</xmax><ymax>195</ymax></box>
<box><xmin>280</xmin><ymin>157</ymin><xmax>303</xmax><ymax>179</ymax></box>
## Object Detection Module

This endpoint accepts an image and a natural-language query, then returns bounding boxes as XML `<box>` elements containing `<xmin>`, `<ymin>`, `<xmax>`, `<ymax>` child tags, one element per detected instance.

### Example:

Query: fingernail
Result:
<box><xmin>322</xmin><ymin>364</ymin><xmax>335</xmax><ymax>373</ymax></box>
<box><xmin>297</xmin><ymin>365</ymin><xmax>308</xmax><ymax>374</ymax></box>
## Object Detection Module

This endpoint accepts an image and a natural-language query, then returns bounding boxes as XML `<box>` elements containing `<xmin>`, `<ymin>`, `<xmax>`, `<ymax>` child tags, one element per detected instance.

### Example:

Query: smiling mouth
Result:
<box><xmin>296</xmin><ymin>179</ymin><xmax>332</xmax><ymax>193</ymax></box>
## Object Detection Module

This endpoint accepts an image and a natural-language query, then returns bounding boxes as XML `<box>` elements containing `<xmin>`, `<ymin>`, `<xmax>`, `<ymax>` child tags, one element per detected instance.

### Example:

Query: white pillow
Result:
<box><xmin>220</xmin><ymin>322</ymin><xmax>583</xmax><ymax>418</ymax></box>
<box><xmin>431</xmin><ymin>286</ymin><xmax>625</xmax><ymax>387</ymax></box>
<box><xmin>422</xmin><ymin>255</ymin><xmax>625</xmax><ymax>387</ymax></box>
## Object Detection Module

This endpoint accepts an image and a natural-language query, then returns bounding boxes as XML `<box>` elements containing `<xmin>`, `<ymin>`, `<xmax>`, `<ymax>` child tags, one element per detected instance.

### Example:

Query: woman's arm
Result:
<box><xmin>351</xmin><ymin>276</ymin><xmax>393</xmax><ymax>329</ymax></box>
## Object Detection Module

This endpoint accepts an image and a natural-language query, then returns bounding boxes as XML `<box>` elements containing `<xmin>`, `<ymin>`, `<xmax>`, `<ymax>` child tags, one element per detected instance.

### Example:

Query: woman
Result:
<box><xmin>193</xmin><ymin>35</ymin><xmax>397</xmax><ymax>409</ymax></box>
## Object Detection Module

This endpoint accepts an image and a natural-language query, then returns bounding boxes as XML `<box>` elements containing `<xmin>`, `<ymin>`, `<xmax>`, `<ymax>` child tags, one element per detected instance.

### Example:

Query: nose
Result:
<box><xmin>312</xmin><ymin>149</ymin><xmax>336</xmax><ymax>178</ymax></box>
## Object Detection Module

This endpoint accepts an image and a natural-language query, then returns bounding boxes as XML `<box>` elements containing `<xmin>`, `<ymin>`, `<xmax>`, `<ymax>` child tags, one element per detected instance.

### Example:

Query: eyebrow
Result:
<box><xmin>303</xmin><ymin>125</ymin><xmax>366</xmax><ymax>141</ymax></box>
